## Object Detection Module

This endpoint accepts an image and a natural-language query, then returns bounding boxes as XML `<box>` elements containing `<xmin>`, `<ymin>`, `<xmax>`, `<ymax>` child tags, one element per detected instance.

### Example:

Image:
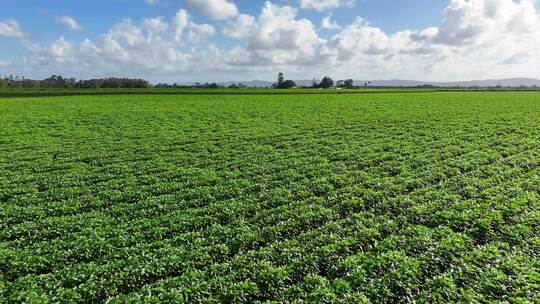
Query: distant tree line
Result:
<box><xmin>154</xmin><ymin>82</ymin><xmax>248</xmax><ymax>89</ymax></box>
<box><xmin>0</xmin><ymin>75</ymin><xmax>150</xmax><ymax>89</ymax></box>
<box><xmin>4</xmin><ymin>73</ymin><xmax>539</xmax><ymax>91</ymax></box>
<box><xmin>1</xmin><ymin>73</ymin><xmax>359</xmax><ymax>90</ymax></box>
<box><xmin>274</xmin><ymin>73</ymin><xmax>355</xmax><ymax>89</ymax></box>
<box><xmin>0</xmin><ymin>75</ymin><xmax>253</xmax><ymax>90</ymax></box>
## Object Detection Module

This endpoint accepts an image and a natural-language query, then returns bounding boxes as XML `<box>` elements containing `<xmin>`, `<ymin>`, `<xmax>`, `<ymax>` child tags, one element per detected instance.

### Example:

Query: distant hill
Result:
<box><xmin>218</xmin><ymin>80</ymin><xmax>275</xmax><ymax>88</ymax></box>
<box><xmin>218</xmin><ymin>78</ymin><xmax>540</xmax><ymax>88</ymax></box>
<box><xmin>362</xmin><ymin>78</ymin><xmax>540</xmax><ymax>88</ymax></box>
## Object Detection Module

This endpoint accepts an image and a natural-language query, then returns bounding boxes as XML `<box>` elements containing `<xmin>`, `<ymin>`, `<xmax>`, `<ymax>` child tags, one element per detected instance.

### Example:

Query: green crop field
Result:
<box><xmin>0</xmin><ymin>88</ymin><xmax>438</xmax><ymax>98</ymax></box>
<box><xmin>1</xmin><ymin>92</ymin><xmax>539</xmax><ymax>303</ymax></box>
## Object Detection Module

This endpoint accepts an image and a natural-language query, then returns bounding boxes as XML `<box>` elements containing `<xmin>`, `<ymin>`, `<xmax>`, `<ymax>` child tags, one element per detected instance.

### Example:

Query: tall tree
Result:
<box><xmin>277</xmin><ymin>73</ymin><xmax>284</xmax><ymax>88</ymax></box>
<box><xmin>280</xmin><ymin>80</ymin><xmax>296</xmax><ymax>89</ymax></box>
<box><xmin>320</xmin><ymin>76</ymin><xmax>334</xmax><ymax>89</ymax></box>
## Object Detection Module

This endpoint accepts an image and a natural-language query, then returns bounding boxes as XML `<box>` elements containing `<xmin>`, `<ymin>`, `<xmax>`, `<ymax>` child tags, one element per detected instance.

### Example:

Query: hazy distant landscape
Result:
<box><xmin>217</xmin><ymin>78</ymin><xmax>540</xmax><ymax>88</ymax></box>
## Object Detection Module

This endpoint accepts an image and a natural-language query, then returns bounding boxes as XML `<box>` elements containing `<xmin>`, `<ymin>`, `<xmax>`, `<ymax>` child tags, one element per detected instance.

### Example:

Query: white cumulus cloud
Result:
<box><xmin>0</xmin><ymin>19</ymin><xmax>26</xmax><ymax>38</ymax></box>
<box><xmin>10</xmin><ymin>0</ymin><xmax>540</xmax><ymax>82</ymax></box>
<box><xmin>185</xmin><ymin>0</ymin><xmax>239</xmax><ymax>20</ymax></box>
<box><xmin>227</xmin><ymin>2</ymin><xmax>326</xmax><ymax>66</ymax></box>
<box><xmin>223</xmin><ymin>14</ymin><xmax>257</xmax><ymax>39</ymax></box>
<box><xmin>26</xmin><ymin>10</ymin><xmax>217</xmax><ymax>79</ymax></box>
<box><xmin>56</xmin><ymin>16</ymin><xmax>83</xmax><ymax>31</ymax></box>
<box><xmin>321</xmin><ymin>14</ymin><xmax>341</xmax><ymax>30</ymax></box>
<box><xmin>326</xmin><ymin>0</ymin><xmax>540</xmax><ymax>80</ymax></box>
<box><xmin>299</xmin><ymin>0</ymin><xmax>355</xmax><ymax>11</ymax></box>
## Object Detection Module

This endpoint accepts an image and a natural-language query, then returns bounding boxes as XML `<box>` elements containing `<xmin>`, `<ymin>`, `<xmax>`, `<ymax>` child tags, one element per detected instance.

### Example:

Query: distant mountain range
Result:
<box><xmin>218</xmin><ymin>78</ymin><xmax>540</xmax><ymax>88</ymax></box>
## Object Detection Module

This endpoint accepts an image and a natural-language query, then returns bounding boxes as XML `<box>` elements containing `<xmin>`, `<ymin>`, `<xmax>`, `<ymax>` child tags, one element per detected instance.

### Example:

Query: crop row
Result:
<box><xmin>1</xmin><ymin>92</ymin><xmax>539</xmax><ymax>303</ymax></box>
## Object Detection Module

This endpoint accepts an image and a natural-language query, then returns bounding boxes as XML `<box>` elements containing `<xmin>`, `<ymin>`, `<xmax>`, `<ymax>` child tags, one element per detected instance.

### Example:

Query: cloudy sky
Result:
<box><xmin>1</xmin><ymin>0</ymin><xmax>539</xmax><ymax>82</ymax></box>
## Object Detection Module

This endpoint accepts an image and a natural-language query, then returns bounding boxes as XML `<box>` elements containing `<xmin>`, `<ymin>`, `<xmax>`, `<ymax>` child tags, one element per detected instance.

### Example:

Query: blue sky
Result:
<box><xmin>1</xmin><ymin>0</ymin><xmax>540</xmax><ymax>82</ymax></box>
<box><xmin>1</xmin><ymin>0</ymin><xmax>447</xmax><ymax>46</ymax></box>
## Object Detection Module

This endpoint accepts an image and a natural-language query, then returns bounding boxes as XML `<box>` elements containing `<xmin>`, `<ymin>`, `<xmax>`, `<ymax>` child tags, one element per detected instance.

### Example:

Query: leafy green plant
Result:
<box><xmin>0</xmin><ymin>91</ymin><xmax>538</xmax><ymax>303</ymax></box>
